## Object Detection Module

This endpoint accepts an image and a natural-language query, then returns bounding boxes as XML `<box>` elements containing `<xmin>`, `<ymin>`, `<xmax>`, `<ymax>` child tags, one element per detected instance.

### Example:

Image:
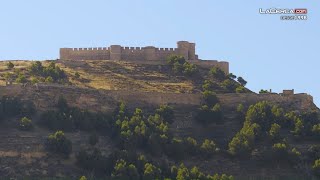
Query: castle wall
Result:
<box><xmin>60</xmin><ymin>48</ymin><xmax>110</xmax><ymax>60</ymax></box>
<box><xmin>60</xmin><ymin>41</ymin><xmax>229</xmax><ymax>73</ymax></box>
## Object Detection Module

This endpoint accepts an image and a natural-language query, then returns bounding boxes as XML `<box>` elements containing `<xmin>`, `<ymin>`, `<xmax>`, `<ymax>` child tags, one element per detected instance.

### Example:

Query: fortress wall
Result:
<box><xmin>155</xmin><ymin>48</ymin><xmax>179</xmax><ymax>61</ymax></box>
<box><xmin>60</xmin><ymin>48</ymin><xmax>110</xmax><ymax>60</ymax></box>
<box><xmin>120</xmin><ymin>47</ymin><xmax>144</xmax><ymax>61</ymax></box>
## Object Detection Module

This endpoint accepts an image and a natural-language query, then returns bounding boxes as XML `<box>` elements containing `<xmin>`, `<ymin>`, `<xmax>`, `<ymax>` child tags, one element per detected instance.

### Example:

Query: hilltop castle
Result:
<box><xmin>60</xmin><ymin>41</ymin><xmax>229</xmax><ymax>73</ymax></box>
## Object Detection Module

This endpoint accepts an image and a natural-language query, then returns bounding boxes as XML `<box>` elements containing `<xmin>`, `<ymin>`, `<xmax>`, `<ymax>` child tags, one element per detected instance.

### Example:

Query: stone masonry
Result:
<box><xmin>60</xmin><ymin>41</ymin><xmax>229</xmax><ymax>74</ymax></box>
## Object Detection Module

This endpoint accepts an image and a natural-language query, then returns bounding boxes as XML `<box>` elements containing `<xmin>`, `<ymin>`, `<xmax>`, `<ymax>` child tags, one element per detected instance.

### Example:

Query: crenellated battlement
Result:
<box><xmin>60</xmin><ymin>41</ymin><xmax>229</xmax><ymax>73</ymax></box>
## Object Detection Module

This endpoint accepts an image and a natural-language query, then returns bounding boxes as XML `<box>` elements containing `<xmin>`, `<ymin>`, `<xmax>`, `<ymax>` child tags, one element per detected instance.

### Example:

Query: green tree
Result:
<box><xmin>166</xmin><ymin>55</ymin><xmax>186</xmax><ymax>65</ymax></box>
<box><xmin>75</xmin><ymin>72</ymin><xmax>80</xmax><ymax>79</ymax></box>
<box><xmin>19</xmin><ymin>117</ymin><xmax>33</xmax><ymax>131</ymax></box>
<box><xmin>176</xmin><ymin>163</ymin><xmax>189</xmax><ymax>180</ymax></box>
<box><xmin>156</xmin><ymin>105</ymin><xmax>174</xmax><ymax>124</ymax></box>
<box><xmin>45</xmin><ymin>76</ymin><xmax>54</xmax><ymax>83</ymax></box>
<box><xmin>45</xmin><ymin>130</ymin><xmax>72</xmax><ymax>157</ymax></box>
<box><xmin>259</xmin><ymin>89</ymin><xmax>269</xmax><ymax>94</ymax></box>
<box><xmin>79</xmin><ymin>176</ymin><xmax>87</xmax><ymax>180</ymax></box>
<box><xmin>272</xmin><ymin>143</ymin><xmax>288</xmax><ymax>158</ymax></box>
<box><xmin>236</xmin><ymin>86</ymin><xmax>246</xmax><ymax>93</ymax></box>
<box><xmin>15</xmin><ymin>74</ymin><xmax>27</xmax><ymax>83</ymax></box>
<box><xmin>269</xmin><ymin>123</ymin><xmax>281</xmax><ymax>140</ymax></box>
<box><xmin>210</xmin><ymin>67</ymin><xmax>226</xmax><ymax>80</ymax></box>
<box><xmin>228</xmin><ymin>73</ymin><xmax>237</xmax><ymax>80</ymax></box>
<box><xmin>202</xmin><ymin>90</ymin><xmax>218</xmax><ymax>107</ymax></box>
<box><xmin>221</xmin><ymin>79</ymin><xmax>238</xmax><ymax>92</ymax></box>
<box><xmin>182</xmin><ymin>62</ymin><xmax>198</xmax><ymax>76</ymax></box>
<box><xmin>6</xmin><ymin>62</ymin><xmax>14</xmax><ymax>69</ymax></box>
<box><xmin>144</xmin><ymin>163</ymin><xmax>161</xmax><ymax>179</ymax></box>
<box><xmin>237</xmin><ymin>77</ymin><xmax>247</xmax><ymax>86</ymax></box>
<box><xmin>200</xmin><ymin>139</ymin><xmax>218</xmax><ymax>156</ymax></box>
<box><xmin>313</xmin><ymin>159</ymin><xmax>320</xmax><ymax>176</ymax></box>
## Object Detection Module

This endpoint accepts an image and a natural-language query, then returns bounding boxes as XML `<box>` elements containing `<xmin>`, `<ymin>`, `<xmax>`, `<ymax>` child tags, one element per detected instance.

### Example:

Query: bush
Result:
<box><xmin>313</xmin><ymin>159</ymin><xmax>320</xmax><ymax>176</ymax></box>
<box><xmin>272</xmin><ymin>143</ymin><xmax>288</xmax><ymax>158</ymax></box>
<box><xmin>45</xmin><ymin>76</ymin><xmax>53</xmax><ymax>83</ymax></box>
<box><xmin>235</xmin><ymin>86</ymin><xmax>246</xmax><ymax>93</ymax></box>
<box><xmin>6</xmin><ymin>62</ymin><xmax>14</xmax><ymax>69</ymax></box>
<box><xmin>19</xmin><ymin>117</ymin><xmax>33</xmax><ymax>131</ymax></box>
<box><xmin>202</xmin><ymin>90</ymin><xmax>218</xmax><ymax>107</ymax></box>
<box><xmin>209</xmin><ymin>67</ymin><xmax>226</xmax><ymax>80</ymax></box>
<box><xmin>269</xmin><ymin>123</ymin><xmax>281</xmax><ymax>141</ymax></box>
<box><xmin>259</xmin><ymin>89</ymin><xmax>269</xmax><ymax>94</ymax></box>
<box><xmin>200</xmin><ymin>139</ymin><xmax>218</xmax><ymax>156</ymax></box>
<box><xmin>167</xmin><ymin>55</ymin><xmax>186</xmax><ymax>65</ymax></box>
<box><xmin>228</xmin><ymin>73</ymin><xmax>237</xmax><ymax>79</ymax></box>
<box><xmin>29</xmin><ymin>61</ymin><xmax>66</xmax><ymax>83</ymax></box>
<box><xmin>196</xmin><ymin>104</ymin><xmax>222</xmax><ymax>125</ymax></box>
<box><xmin>156</xmin><ymin>105</ymin><xmax>174</xmax><ymax>124</ymax></box>
<box><xmin>79</xmin><ymin>176</ymin><xmax>87</xmax><ymax>180</ymax></box>
<box><xmin>75</xmin><ymin>72</ymin><xmax>80</xmax><ymax>79</ymax></box>
<box><xmin>221</xmin><ymin>79</ymin><xmax>238</xmax><ymax>92</ymax></box>
<box><xmin>312</xmin><ymin>124</ymin><xmax>320</xmax><ymax>137</ymax></box>
<box><xmin>15</xmin><ymin>74</ymin><xmax>27</xmax><ymax>83</ymax></box>
<box><xmin>182</xmin><ymin>62</ymin><xmax>198</xmax><ymax>76</ymax></box>
<box><xmin>237</xmin><ymin>77</ymin><xmax>247</xmax><ymax>86</ymax></box>
<box><xmin>45</xmin><ymin>131</ymin><xmax>72</xmax><ymax>157</ymax></box>
<box><xmin>308</xmin><ymin>145</ymin><xmax>320</xmax><ymax>160</ymax></box>
<box><xmin>228</xmin><ymin>123</ymin><xmax>260</xmax><ymax>156</ymax></box>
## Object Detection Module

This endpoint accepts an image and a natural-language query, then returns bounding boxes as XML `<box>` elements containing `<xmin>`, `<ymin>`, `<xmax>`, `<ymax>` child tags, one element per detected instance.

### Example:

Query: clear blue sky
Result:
<box><xmin>0</xmin><ymin>0</ymin><xmax>319</xmax><ymax>107</ymax></box>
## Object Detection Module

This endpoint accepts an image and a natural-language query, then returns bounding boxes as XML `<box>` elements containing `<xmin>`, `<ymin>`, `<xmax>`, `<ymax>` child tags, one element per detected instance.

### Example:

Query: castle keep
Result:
<box><xmin>60</xmin><ymin>41</ymin><xmax>229</xmax><ymax>73</ymax></box>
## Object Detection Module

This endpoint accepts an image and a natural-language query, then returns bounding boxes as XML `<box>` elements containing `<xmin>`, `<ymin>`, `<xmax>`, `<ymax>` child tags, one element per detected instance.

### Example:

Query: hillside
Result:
<box><xmin>0</xmin><ymin>59</ymin><xmax>319</xmax><ymax>180</ymax></box>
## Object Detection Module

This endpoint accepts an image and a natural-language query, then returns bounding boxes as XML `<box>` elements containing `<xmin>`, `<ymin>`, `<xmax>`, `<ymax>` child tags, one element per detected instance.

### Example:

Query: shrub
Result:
<box><xmin>236</xmin><ymin>86</ymin><xmax>246</xmax><ymax>93</ymax></box>
<box><xmin>182</xmin><ymin>62</ymin><xmax>198</xmax><ymax>76</ymax></box>
<box><xmin>308</xmin><ymin>145</ymin><xmax>320</xmax><ymax>160</ymax></box>
<box><xmin>200</xmin><ymin>139</ymin><xmax>218</xmax><ymax>156</ymax></box>
<box><xmin>228</xmin><ymin>123</ymin><xmax>260</xmax><ymax>156</ymax></box>
<box><xmin>31</xmin><ymin>76</ymin><xmax>39</xmax><ymax>84</ymax></box>
<box><xmin>227</xmin><ymin>73</ymin><xmax>237</xmax><ymax>79</ymax></box>
<box><xmin>45</xmin><ymin>76</ymin><xmax>53</xmax><ymax>83</ymax></box>
<box><xmin>313</xmin><ymin>159</ymin><xmax>320</xmax><ymax>176</ymax></box>
<box><xmin>75</xmin><ymin>72</ymin><xmax>80</xmax><ymax>79</ymax></box>
<box><xmin>15</xmin><ymin>74</ymin><xmax>27</xmax><ymax>83</ymax></box>
<box><xmin>184</xmin><ymin>137</ymin><xmax>198</xmax><ymax>155</ymax></box>
<box><xmin>19</xmin><ymin>117</ymin><xmax>33</xmax><ymax>131</ymax></box>
<box><xmin>6</xmin><ymin>62</ymin><xmax>14</xmax><ymax>69</ymax></box>
<box><xmin>312</xmin><ymin>124</ymin><xmax>320</xmax><ymax>137</ymax></box>
<box><xmin>196</xmin><ymin>104</ymin><xmax>222</xmax><ymax>124</ymax></box>
<box><xmin>272</xmin><ymin>143</ymin><xmax>288</xmax><ymax>158</ymax></box>
<box><xmin>221</xmin><ymin>79</ymin><xmax>238</xmax><ymax>92</ymax></box>
<box><xmin>45</xmin><ymin>130</ymin><xmax>72</xmax><ymax>157</ymax></box>
<box><xmin>269</xmin><ymin>123</ymin><xmax>281</xmax><ymax>141</ymax></box>
<box><xmin>237</xmin><ymin>77</ymin><xmax>247</xmax><ymax>86</ymax></box>
<box><xmin>202</xmin><ymin>80</ymin><xmax>219</xmax><ymax>91</ymax></box>
<box><xmin>79</xmin><ymin>176</ymin><xmax>87</xmax><ymax>180</ymax></box>
<box><xmin>29</xmin><ymin>61</ymin><xmax>66</xmax><ymax>82</ymax></box>
<box><xmin>144</xmin><ymin>163</ymin><xmax>161</xmax><ymax>179</ymax></box>
<box><xmin>210</xmin><ymin>67</ymin><xmax>225</xmax><ymax>80</ymax></box>
<box><xmin>166</xmin><ymin>55</ymin><xmax>186</xmax><ymax>65</ymax></box>
<box><xmin>156</xmin><ymin>105</ymin><xmax>174</xmax><ymax>124</ymax></box>
<box><xmin>259</xmin><ymin>89</ymin><xmax>269</xmax><ymax>94</ymax></box>
<box><xmin>202</xmin><ymin>90</ymin><xmax>218</xmax><ymax>107</ymax></box>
